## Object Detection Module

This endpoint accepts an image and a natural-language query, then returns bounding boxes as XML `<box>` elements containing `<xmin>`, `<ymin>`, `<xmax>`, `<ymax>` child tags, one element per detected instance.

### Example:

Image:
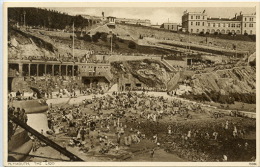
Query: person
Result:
<box><xmin>223</xmin><ymin>155</ymin><xmax>228</xmax><ymax>161</ymax></box>
<box><xmin>150</xmin><ymin>148</ymin><xmax>155</xmax><ymax>158</ymax></box>
<box><xmin>32</xmin><ymin>137</ymin><xmax>37</xmax><ymax>152</ymax></box>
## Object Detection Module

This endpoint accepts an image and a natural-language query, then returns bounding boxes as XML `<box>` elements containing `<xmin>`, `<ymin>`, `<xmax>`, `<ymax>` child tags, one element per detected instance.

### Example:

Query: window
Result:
<box><xmin>191</xmin><ymin>29</ymin><xmax>193</xmax><ymax>33</ymax></box>
<box><xmin>223</xmin><ymin>23</ymin><xmax>225</xmax><ymax>27</ymax></box>
<box><xmin>244</xmin><ymin>23</ymin><xmax>246</xmax><ymax>27</ymax></box>
<box><xmin>249</xmin><ymin>23</ymin><xmax>253</xmax><ymax>27</ymax></box>
<box><xmin>245</xmin><ymin>18</ymin><xmax>247</xmax><ymax>21</ymax></box>
<box><xmin>202</xmin><ymin>22</ymin><xmax>204</xmax><ymax>26</ymax></box>
<box><xmin>191</xmin><ymin>22</ymin><xmax>193</xmax><ymax>25</ymax></box>
<box><xmin>250</xmin><ymin>30</ymin><xmax>253</xmax><ymax>34</ymax></box>
<box><xmin>198</xmin><ymin>16</ymin><xmax>200</xmax><ymax>19</ymax></box>
<box><xmin>203</xmin><ymin>16</ymin><xmax>205</xmax><ymax>19</ymax></box>
<box><xmin>208</xmin><ymin>23</ymin><xmax>210</xmax><ymax>27</ymax></box>
<box><xmin>213</xmin><ymin>23</ymin><xmax>215</xmax><ymax>27</ymax></box>
<box><xmin>172</xmin><ymin>25</ymin><xmax>174</xmax><ymax>29</ymax></box>
<box><xmin>197</xmin><ymin>29</ymin><xmax>199</xmax><ymax>33</ymax></box>
<box><xmin>236</xmin><ymin>24</ymin><xmax>240</xmax><ymax>28</ymax></box>
<box><xmin>168</xmin><ymin>25</ymin><xmax>170</xmax><ymax>29</ymax></box>
<box><xmin>218</xmin><ymin>23</ymin><xmax>220</xmax><ymax>27</ymax></box>
<box><xmin>198</xmin><ymin>22</ymin><xmax>200</xmax><ymax>26</ymax></box>
<box><xmin>191</xmin><ymin>16</ymin><xmax>193</xmax><ymax>19</ymax></box>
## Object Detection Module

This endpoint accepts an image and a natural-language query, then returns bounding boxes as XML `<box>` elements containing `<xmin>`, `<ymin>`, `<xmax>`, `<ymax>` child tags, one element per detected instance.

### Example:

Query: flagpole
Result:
<box><xmin>73</xmin><ymin>22</ymin><xmax>75</xmax><ymax>61</ymax></box>
<box><xmin>110</xmin><ymin>31</ymin><xmax>113</xmax><ymax>55</ymax></box>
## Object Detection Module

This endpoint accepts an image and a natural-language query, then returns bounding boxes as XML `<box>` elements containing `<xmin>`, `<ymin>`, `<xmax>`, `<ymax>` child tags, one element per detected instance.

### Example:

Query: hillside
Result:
<box><xmin>117</xmin><ymin>24</ymin><xmax>256</xmax><ymax>54</ymax></box>
<box><xmin>111</xmin><ymin>59</ymin><xmax>177</xmax><ymax>89</ymax></box>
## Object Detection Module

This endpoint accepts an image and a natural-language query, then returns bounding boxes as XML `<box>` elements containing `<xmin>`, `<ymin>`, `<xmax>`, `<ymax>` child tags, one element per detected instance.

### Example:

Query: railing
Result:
<box><xmin>9</xmin><ymin>114</ymin><xmax>84</xmax><ymax>161</ymax></box>
<box><xmin>161</xmin><ymin>59</ymin><xmax>176</xmax><ymax>72</ymax></box>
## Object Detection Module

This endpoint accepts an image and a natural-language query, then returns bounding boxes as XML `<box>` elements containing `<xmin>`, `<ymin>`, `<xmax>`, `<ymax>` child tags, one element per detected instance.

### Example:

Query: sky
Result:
<box><xmin>47</xmin><ymin>7</ymin><xmax>256</xmax><ymax>25</ymax></box>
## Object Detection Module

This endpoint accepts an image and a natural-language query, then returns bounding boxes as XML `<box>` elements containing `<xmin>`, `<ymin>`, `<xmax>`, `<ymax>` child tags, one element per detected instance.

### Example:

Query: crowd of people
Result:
<box><xmin>40</xmin><ymin>91</ymin><xmax>256</xmax><ymax>161</ymax></box>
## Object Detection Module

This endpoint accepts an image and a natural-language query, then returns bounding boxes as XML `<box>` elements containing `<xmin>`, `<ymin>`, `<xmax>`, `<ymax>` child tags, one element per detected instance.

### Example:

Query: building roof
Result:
<box><xmin>162</xmin><ymin>23</ymin><xmax>178</xmax><ymax>25</ymax></box>
<box><xmin>207</xmin><ymin>17</ymin><xmax>240</xmax><ymax>21</ymax></box>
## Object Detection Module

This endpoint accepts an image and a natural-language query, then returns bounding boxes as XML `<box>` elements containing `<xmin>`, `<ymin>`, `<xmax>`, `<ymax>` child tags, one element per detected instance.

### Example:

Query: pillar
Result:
<box><xmin>18</xmin><ymin>63</ymin><xmax>23</xmax><ymax>76</ymax></box>
<box><xmin>72</xmin><ymin>65</ymin><xmax>74</xmax><ymax>76</ymax></box>
<box><xmin>52</xmin><ymin>65</ymin><xmax>54</xmax><ymax>76</ymax></box>
<box><xmin>28</xmin><ymin>64</ymin><xmax>31</xmax><ymax>77</ymax></box>
<box><xmin>65</xmin><ymin>65</ymin><xmax>68</xmax><ymax>76</ymax></box>
<box><xmin>59</xmin><ymin>65</ymin><xmax>61</xmax><ymax>76</ymax></box>
<box><xmin>36</xmin><ymin>64</ymin><xmax>39</xmax><ymax>76</ymax></box>
<box><xmin>90</xmin><ymin>78</ymin><xmax>93</xmax><ymax>88</ymax></box>
<box><xmin>44</xmin><ymin>64</ymin><xmax>47</xmax><ymax>75</ymax></box>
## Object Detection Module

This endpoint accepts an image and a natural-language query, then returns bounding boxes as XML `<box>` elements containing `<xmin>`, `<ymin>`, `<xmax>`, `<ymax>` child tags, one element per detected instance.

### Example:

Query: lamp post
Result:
<box><xmin>23</xmin><ymin>11</ymin><xmax>26</xmax><ymax>27</ymax></box>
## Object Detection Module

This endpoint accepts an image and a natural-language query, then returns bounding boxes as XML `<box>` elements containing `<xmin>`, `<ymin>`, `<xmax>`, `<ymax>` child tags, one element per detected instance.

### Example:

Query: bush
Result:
<box><xmin>214</xmin><ymin>32</ymin><xmax>219</xmax><ymax>35</ymax></box>
<box><xmin>118</xmin><ymin>38</ymin><xmax>124</xmax><ymax>43</ymax></box>
<box><xmin>83</xmin><ymin>34</ymin><xmax>92</xmax><ymax>42</ymax></box>
<box><xmin>114</xmin><ymin>43</ymin><xmax>119</xmax><ymax>49</ymax></box>
<box><xmin>92</xmin><ymin>34</ymin><xmax>99</xmax><ymax>42</ymax></box>
<box><xmin>205</xmin><ymin>32</ymin><xmax>209</xmax><ymax>35</ymax></box>
<box><xmin>128</xmin><ymin>41</ymin><xmax>136</xmax><ymax>49</ymax></box>
<box><xmin>100</xmin><ymin>33</ymin><xmax>107</xmax><ymax>42</ymax></box>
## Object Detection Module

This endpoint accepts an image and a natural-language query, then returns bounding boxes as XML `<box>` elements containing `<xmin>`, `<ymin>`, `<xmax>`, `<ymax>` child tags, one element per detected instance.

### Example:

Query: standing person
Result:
<box><xmin>150</xmin><ymin>148</ymin><xmax>155</xmax><ymax>158</ymax></box>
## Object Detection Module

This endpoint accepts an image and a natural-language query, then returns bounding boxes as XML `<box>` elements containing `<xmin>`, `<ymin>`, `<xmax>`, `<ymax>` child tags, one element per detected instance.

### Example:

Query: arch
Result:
<box><xmin>250</xmin><ymin>30</ymin><xmax>253</xmax><ymax>35</ymax></box>
<box><xmin>231</xmin><ymin>30</ymin><xmax>235</xmax><ymax>34</ymax></box>
<box><xmin>221</xmin><ymin>29</ymin><xmax>225</xmax><ymax>34</ymax></box>
<box><xmin>202</xmin><ymin>29</ymin><xmax>205</xmax><ymax>32</ymax></box>
<box><xmin>207</xmin><ymin>29</ymin><xmax>210</xmax><ymax>33</ymax></box>
<box><xmin>236</xmin><ymin>30</ymin><xmax>240</xmax><ymax>34</ymax></box>
<box><xmin>217</xmin><ymin>29</ymin><xmax>220</xmax><ymax>33</ymax></box>
<box><xmin>226</xmin><ymin>30</ymin><xmax>230</xmax><ymax>34</ymax></box>
<box><xmin>211</xmin><ymin>29</ymin><xmax>215</xmax><ymax>33</ymax></box>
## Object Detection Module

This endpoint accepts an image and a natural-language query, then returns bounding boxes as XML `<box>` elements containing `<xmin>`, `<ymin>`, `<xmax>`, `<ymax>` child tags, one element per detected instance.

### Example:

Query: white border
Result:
<box><xmin>2</xmin><ymin>1</ymin><xmax>260</xmax><ymax>166</ymax></box>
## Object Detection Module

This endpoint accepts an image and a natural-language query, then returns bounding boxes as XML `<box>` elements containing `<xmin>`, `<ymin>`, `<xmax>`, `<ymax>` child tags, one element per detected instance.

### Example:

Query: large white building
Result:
<box><xmin>182</xmin><ymin>10</ymin><xmax>256</xmax><ymax>35</ymax></box>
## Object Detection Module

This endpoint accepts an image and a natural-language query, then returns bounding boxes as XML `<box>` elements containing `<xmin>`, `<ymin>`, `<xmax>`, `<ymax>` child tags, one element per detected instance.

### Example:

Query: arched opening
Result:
<box><xmin>221</xmin><ymin>29</ymin><xmax>225</xmax><ymax>34</ymax></box>
<box><xmin>226</xmin><ymin>30</ymin><xmax>230</xmax><ymax>34</ymax></box>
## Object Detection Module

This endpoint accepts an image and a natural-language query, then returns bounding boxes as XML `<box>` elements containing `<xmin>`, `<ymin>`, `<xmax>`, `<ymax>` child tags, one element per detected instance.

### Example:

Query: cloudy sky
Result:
<box><xmin>48</xmin><ymin>7</ymin><xmax>256</xmax><ymax>25</ymax></box>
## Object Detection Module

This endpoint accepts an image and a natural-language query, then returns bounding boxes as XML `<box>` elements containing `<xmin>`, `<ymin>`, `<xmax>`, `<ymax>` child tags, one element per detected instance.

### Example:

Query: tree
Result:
<box><xmin>128</xmin><ymin>41</ymin><xmax>136</xmax><ymax>49</ymax></box>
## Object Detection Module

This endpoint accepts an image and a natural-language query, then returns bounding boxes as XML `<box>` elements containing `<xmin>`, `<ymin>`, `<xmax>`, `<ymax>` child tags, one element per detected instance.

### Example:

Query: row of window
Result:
<box><xmin>80</xmin><ymin>66</ymin><xmax>109</xmax><ymax>69</ymax></box>
<box><xmin>190</xmin><ymin>15</ymin><xmax>205</xmax><ymax>20</ymax></box>
<box><xmin>191</xmin><ymin>22</ymin><xmax>205</xmax><ymax>26</ymax></box>
<box><xmin>190</xmin><ymin>29</ymin><xmax>254</xmax><ymax>34</ymax></box>
<box><xmin>246</xmin><ymin>23</ymin><xmax>254</xmax><ymax>27</ymax></box>
<box><xmin>190</xmin><ymin>22</ymin><xmax>254</xmax><ymax>28</ymax></box>
<box><xmin>245</xmin><ymin>17</ymin><xmax>254</xmax><ymax>21</ymax></box>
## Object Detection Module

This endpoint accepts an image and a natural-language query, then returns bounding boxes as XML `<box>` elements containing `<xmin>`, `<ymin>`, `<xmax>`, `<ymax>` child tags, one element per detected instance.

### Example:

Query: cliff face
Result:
<box><xmin>191</xmin><ymin>66</ymin><xmax>256</xmax><ymax>95</ymax></box>
<box><xmin>8</xmin><ymin>28</ymin><xmax>57</xmax><ymax>60</ymax></box>
<box><xmin>111</xmin><ymin>59</ymin><xmax>176</xmax><ymax>89</ymax></box>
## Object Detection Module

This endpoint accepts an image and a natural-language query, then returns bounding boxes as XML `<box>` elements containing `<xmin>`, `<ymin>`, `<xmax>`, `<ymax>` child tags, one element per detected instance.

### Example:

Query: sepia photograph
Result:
<box><xmin>3</xmin><ymin>2</ymin><xmax>259</xmax><ymax>166</ymax></box>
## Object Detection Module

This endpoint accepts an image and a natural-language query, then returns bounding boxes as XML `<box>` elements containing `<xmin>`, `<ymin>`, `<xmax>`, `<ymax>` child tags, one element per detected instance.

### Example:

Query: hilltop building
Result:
<box><xmin>160</xmin><ymin>23</ymin><xmax>180</xmax><ymax>31</ymax></box>
<box><xmin>116</xmin><ymin>18</ymin><xmax>151</xmax><ymax>26</ymax></box>
<box><xmin>182</xmin><ymin>10</ymin><xmax>256</xmax><ymax>35</ymax></box>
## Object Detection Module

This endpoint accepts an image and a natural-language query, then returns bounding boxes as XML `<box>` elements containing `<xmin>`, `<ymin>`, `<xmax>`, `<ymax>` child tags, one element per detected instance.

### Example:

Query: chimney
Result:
<box><xmin>235</xmin><ymin>13</ymin><xmax>237</xmax><ymax>19</ymax></box>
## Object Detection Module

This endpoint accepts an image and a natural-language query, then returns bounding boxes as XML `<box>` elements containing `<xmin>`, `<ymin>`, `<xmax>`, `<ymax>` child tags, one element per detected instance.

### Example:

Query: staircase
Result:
<box><xmin>161</xmin><ymin>59</ymin><xmax>176</xmax><ymax>72</ymax></box>
<box><xmin>9</xmin><ymin>115</ymin><xmax>84</xmax><ymax>161</ymax></box>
